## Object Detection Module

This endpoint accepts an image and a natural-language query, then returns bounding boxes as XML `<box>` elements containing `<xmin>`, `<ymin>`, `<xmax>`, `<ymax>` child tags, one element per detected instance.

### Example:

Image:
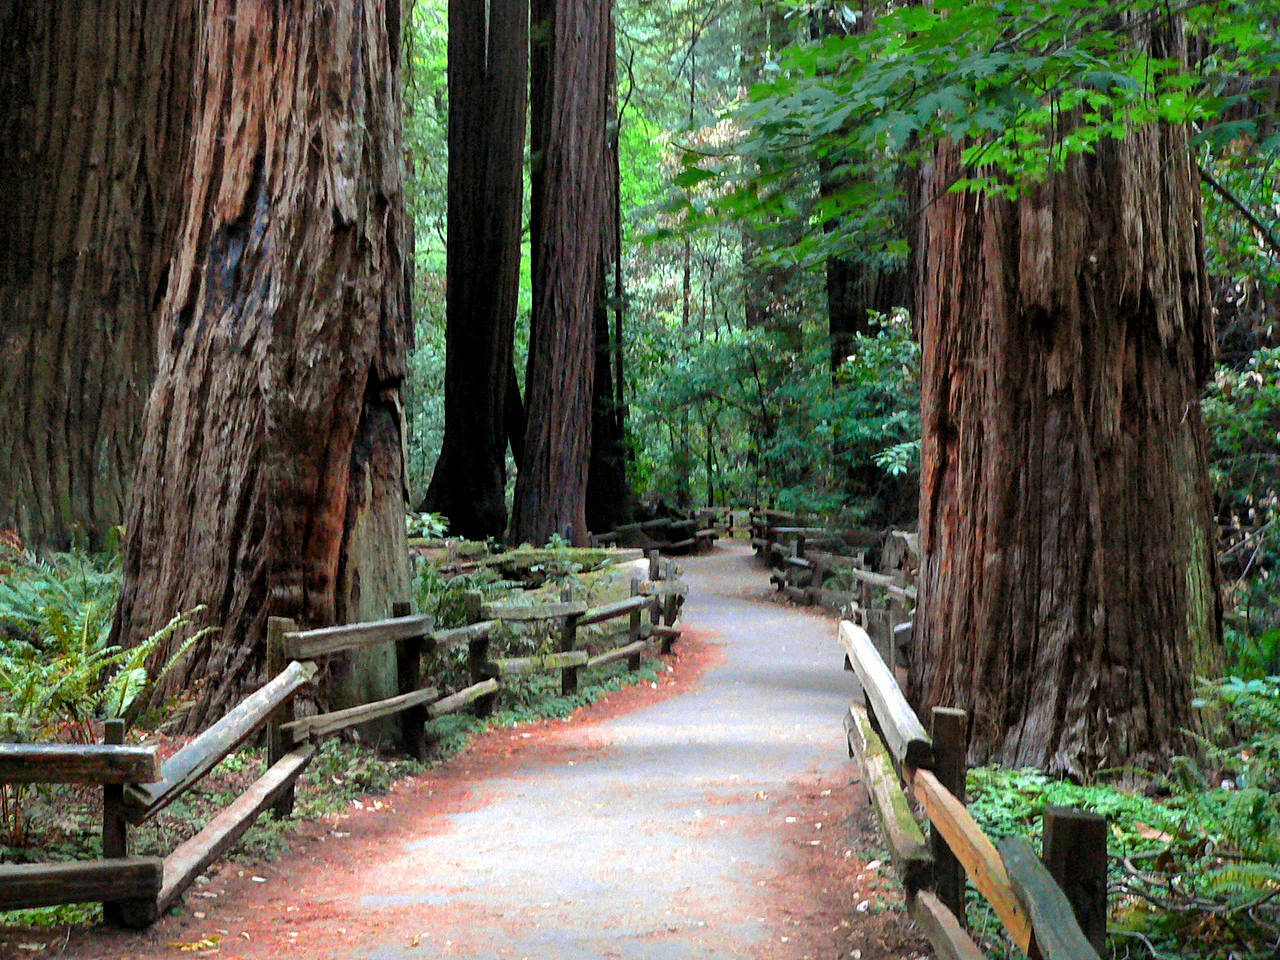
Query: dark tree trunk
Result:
<box><xmin>585</xmin><ymin>34</ymin><xmax>633</xmax><ymax>533</ymax></box>
<box><xmin>116</xmin><ymin>1</ymin><xmax>412</xmax><ymax>732</ymax></box>
<box><xmin>824</xmin><ymin>247</ymin><xmax>909</xmax><ymax>369</ymax></box>
<box><xmin>512</xmin><ymin>0</ymin><xmax>611</xmax><ymax>546</ymax></box>
<box><xmin>0</xmin><ymin>3</ymin><xmax>195</xmax><ymax>550</ymax></box>
<box><xmin>912</xmin><ymin>21</ymin><xmax>1221</xmax><ymax>777</ymax></box>
<box><xmin>421</xmin><ymin>0</ymin><xmax>528</xmax><ymax>540</ymax></box>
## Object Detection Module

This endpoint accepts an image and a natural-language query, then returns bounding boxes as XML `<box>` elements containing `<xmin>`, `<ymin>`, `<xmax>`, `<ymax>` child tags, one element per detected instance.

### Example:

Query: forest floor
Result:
<box><xmin>4</xmin><ymin>543</ymin><xmax>931</xmax><ymax>960</ymax></box>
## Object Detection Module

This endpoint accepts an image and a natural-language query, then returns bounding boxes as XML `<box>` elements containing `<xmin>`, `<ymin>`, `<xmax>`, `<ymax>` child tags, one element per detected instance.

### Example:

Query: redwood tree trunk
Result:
<box><xmin>0</xmin><ymin>3</ymin><xmax>194</xmax><ymax>550</ymax></box>
<box><xmin>585</xmin><ymin>60</ymin><xmax>634</xmax><ymax>532</ymax></box>
<box><xmin>912</xmin><ymin>21</ymin><xmax>1221</xmax><ymax>776</ymax></box>
<box><xmin>585</xmin><ymin>74</ymin><xmax>634</xmax><ymax>532</ymax></box>
<box><xmin>421</xmin><ymin>0</ymin><xmax>528</xmax><ymax>540</ymax></box>
<box><xmin>116</xmin><ymin>1</ymin><xmax>412</xmax><ymax>731</ymax></box>
<box><xmin>512</xmin><ymin>0</ymin><xmax>612</xmax><ymax>546</ymax></box>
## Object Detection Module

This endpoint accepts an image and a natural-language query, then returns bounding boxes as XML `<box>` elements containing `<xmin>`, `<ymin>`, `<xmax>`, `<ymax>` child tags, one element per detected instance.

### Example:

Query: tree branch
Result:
<box><xmin>1198</xmin><ymin>163</ymin><xmax>1280</xmax><ymax>261</ymax></box>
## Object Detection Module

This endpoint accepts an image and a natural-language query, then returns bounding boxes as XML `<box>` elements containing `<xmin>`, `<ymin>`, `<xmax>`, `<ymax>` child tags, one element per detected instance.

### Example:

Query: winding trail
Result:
<box><xmin>40</xmin><ymin>543</ymin><xmax>928</xmax><ymax>960</ymax></box>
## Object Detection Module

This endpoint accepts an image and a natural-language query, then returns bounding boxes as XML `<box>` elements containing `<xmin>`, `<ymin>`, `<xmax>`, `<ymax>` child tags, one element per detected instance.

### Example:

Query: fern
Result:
<box><xmin>1198</xmin><ymin>861</ymin><xmax>1280</xmax><ymax>898</ymax></box>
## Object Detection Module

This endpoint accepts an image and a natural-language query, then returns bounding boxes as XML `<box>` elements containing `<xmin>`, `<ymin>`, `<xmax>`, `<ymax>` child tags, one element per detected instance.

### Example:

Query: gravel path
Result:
<box><xmin>352</xmin><ymin>543</ymin><xmax>857</xmax><ymax>960</ymax></box>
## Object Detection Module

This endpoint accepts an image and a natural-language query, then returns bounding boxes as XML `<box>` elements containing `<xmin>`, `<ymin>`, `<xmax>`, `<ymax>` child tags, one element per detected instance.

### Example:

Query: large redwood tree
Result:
<box><xmin>116</xmin><ymin>0</ymin><xmax>412</xmax><ymax>730</ymax></box>
<box><xmin>911</xmin><ymin>20</ymin><xmax>1221</xmax><ymax>777</ymax></box>
<box><xmin>511</xmin><ymin>0</ymin><xmax>612</xmax><ymax>546</ymax></box>
<box><xmin>421</xmin><ymin>0</ymin><xmax>528</xmax><ymax>540</ymax></box>
<box><xmin>0</xmin><ymin>3</ymin><xmax>195</xmax><ymax>550</ymax></box>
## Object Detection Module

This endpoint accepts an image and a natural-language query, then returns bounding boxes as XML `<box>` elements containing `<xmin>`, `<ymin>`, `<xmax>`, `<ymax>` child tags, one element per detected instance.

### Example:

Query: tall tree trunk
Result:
<box><xmin>116</xmin><ymin>1</ymin><xmax>412</xmax><ymax>732</ymax></box>
<box><xmin>421</xmin><ymin>0</ymin><xmax>528</xmax><ymax>540</ymax></box>
<box><xmin>586</xmin><ymin>18</ymin><xmax>633</xmax><ymax>534</ymax></box>
<box><xmin>0</xmin><ymin>3</ymin><xmax>195</xmax><ymax>550</ymax></box>
<box><xmin>512</xmin><ymin>0</ymin><xmax>611</xmax><ymax>546</ymax></box>
<box><xmin>912</xmin><ymin>20</ymin><xmax>1221</xmax><ymax>777</ymax></box>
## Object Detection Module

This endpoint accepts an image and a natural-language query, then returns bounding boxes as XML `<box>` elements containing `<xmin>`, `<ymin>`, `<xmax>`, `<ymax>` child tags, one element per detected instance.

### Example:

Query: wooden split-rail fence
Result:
<box><xmin>589</xmin><ymin>508</ymin><xmax>727</xmax><ymax>553</ymax></box>
<box><xmin>840</xmin><ymin>619</ymin><xmax>1108</xmax><ymax>960</ymax></box>
<box><xmin>0</xmin><ymin>551</ymin><xmax>686</xmax><ymax>927</ymax></box>
<box><xmin>752</xmin><ymin>509</ymin><xmax>918</xmax><ymax>670</ymax></box>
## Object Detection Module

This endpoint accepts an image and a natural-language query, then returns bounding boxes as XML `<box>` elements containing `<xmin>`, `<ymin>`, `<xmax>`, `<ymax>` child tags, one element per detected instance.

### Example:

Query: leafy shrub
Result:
<box><xmin>406</xmin><ymin>511</ymin><xmax>449</xmax><ymax>539</ymax></box>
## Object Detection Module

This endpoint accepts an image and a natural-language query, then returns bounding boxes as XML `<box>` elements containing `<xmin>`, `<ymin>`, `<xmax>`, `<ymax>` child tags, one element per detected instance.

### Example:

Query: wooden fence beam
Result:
<box><xmin>910</xmin><ymin>768</ymin><xmax>1033</xmax><ymax>954</ymax></box>
<box><xmin>578</xmin><ymin>595</ymin><xmax>650</xmax><ymax>626</ymax></box>
<box><xmin>0</xmin><ymin>743</ymin><xmax>160</xmax><ymax>786</ymax></box>
<box><xmin>479</xmin><ymin>601</ymin><xmax>587</xmax><ymax>622</ymax></box>
<box><xmin>0</xmin><ymin>857</ymin><xmax>161</xmax><ymax>914</ymax></box>
<box><xmin>586</xmin><ymin>640</ymin><xmax>651</xmax><ymax>671</ymax></box>
<box><xmin>124</xmin><ymin>659</ymin><xmax>316</xmax><ymax>823</ymax></box>
<box><xmin>845</xmin><ymin>704</ymin><xmax>932</xmax><ymax>892</ymax></box>
<box><xmin>427</xmin><ymin>679</ymin><xmax>501</xmax><ymax>719</ymax></box>
<box><xmin>283</xmin><ymin>614</ymin><xmax>436</xmax><ymax>660</ymax></box>
<box><xmin>488</xmin><ymin>651</ymin><xmax>589</xmax><ymax>677</ymax></box>
<box><xmin>158</xmin><ymin>746</ymin><xmax>316</xmax><ymax>915</ymax></box>
<box><xmin>839</xmin><ymin>621</ymin><xmax>932</xmax><ymax>768</ymax></box>
<box><xmin>1000</xmin><ymin>836</ymin><xmax>1103</xmax><ymax>960</ymax></box>
<box><xmin>280</xmin><ymin>686</ymin><xmax>441</xmax><ymax>742</ymax></box>
<box><xmin>909</xmin><ymin>890</ymin><xmax>989</xmax><ymax>960</ymax></box>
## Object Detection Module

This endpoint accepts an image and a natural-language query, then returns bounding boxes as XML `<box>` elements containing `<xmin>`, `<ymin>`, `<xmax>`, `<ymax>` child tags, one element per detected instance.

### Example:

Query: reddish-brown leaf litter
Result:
<box><xmin>3</xmin><ymin>546</ymin><xmax>931</xmax><ymax>960</ymax></box>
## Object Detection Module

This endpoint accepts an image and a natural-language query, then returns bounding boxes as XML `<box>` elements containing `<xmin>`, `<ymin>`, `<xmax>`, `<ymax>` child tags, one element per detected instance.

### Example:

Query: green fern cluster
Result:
<box><xmin>0</xmin><ymin>549</ymin><xmax>213</xmax><ymax>847</ymax></box>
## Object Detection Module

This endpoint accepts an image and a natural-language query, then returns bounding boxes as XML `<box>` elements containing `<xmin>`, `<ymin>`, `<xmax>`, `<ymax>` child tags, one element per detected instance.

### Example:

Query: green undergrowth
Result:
<box><xmin>964</xmin><ymin>675</ymin><xmax>1280</xmax><ymax>960</ymax></box>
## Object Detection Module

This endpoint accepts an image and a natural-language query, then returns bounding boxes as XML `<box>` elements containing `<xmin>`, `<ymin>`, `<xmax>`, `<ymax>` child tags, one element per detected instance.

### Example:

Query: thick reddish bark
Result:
<box><xmin>421</xmin><ymin>0</ymin><xmax>528</xmax><ymax>540</ymax></box>
<box><xmin>116</xmin><ymin>1</ymin><xmax>412</xmax><ymax>731</ymax></box>
<box><xmin>511</xmin><ymin>0</ymin><xmax>612</xmax><ymax>546</ymax></box>
<box><xmin>912</xmin><ymin>24</ymin><xmax>1221</xmax><ymax>776</ymax></box>
<box><xmin>0</xmin><ymin>3</ymin><xmax>194</xmax><ymax>550</ymax></box>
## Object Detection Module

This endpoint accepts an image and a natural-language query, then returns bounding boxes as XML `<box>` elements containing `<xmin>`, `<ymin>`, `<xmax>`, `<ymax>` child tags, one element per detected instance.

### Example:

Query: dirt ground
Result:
<box><xmin>1</xmin><ymin>546</ymin><xmax>931</xmax><ymax>960</ymax></box>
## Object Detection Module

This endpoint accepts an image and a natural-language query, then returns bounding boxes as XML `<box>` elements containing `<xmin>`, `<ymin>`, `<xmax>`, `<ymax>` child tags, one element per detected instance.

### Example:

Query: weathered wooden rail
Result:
<box><xmin>1</xmin><ymin>551</ymin><xmax>686</xmax><ymax>926</ymax></box>
<box><xmin>589</xmin><ymin>512</ymin><xmax>721</xmax><ymax>553</ymax></box>
<box><xmin>839</xmin><ymin>619</ymin><xmax>1108</xmax><ymax>960</ymax></box>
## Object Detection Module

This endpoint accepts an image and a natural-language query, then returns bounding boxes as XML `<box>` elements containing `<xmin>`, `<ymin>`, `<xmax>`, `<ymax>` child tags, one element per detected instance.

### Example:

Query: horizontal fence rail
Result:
<box><xmin>0</xmin><ymin>744</ymin><xmax>160</xmax><ymax>785</ymax></box>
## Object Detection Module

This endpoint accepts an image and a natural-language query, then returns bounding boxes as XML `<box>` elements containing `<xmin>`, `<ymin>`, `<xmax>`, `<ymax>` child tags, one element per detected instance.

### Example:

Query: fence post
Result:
<box><xmin>930</xmin><ymin>706</ymin><xmax>968</xmax><ymax>922</ymax></box>
<box><xmin>1043</xmin><ymin>806</ymin><xmax>1108</xmax><ymax>955</ymax></box>
<box><xmin>560</xmin><ymin>584</ymin><xmax>582</xmax><ymax>695</ymax></box>
<box><xmin>393</xmin><ymin>600</ymin><xmax>428</xmax><ymax>760</ymax></box>
<box><xmin>463</xmin><ymin>590</ymin><xmax>495</xmax><ymax>718</ymax></box>
<box><xmin>627</xmin><ymin>577</ymin><xmax>643</xmax><ymax>669</ymax></box>
<box><xmin>101</xmin><ymin>718</ymin><xmax>127</xmax><ymax>926</ymax></box>
<box><xmin>266</xmin><ymin>616</ymin><xmax>297</xmax><ymax>817</ymax></box>
<box><xmin>99</xmin><ymin>718</ymin><xmax>158</xmax><ymax>927</ymax></box>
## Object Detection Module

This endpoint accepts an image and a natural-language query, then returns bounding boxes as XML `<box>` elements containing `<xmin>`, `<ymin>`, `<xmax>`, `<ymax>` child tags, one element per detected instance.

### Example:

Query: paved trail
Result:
<box><xmin>37</xmin><ymin>544</ymin><xmax>927</xmax><ymax>960</ymax></box>
<box><xmin>352</xmin><ymin>543</ymin><xmax>859</xmax><ymax>960</ymax></box>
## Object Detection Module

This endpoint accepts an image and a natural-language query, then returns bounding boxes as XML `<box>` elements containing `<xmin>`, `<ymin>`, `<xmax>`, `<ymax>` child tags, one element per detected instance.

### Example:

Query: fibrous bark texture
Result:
<box><xmin>0</xmin><ymin>3</ymin><xmax>194</xmax><ymax>550</ymax></box>
<box><xmin>512</xmin><ymin>0</ymin><xmax>612</xmax><ymax>546</ymax></box>
<box><xmin>913</xmin><ymin>23</ymin><xmax>1221</xmax><ymax>777</ymax></box>
<box><xmin>421</xmin><ymin>0</ymin><xmax>528</xmax><ymax>540</ymax></box>
<box><xmin>116</xmin><ymin>0</ymin><xmax>412</xmax><ymax>731</ymax></box>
